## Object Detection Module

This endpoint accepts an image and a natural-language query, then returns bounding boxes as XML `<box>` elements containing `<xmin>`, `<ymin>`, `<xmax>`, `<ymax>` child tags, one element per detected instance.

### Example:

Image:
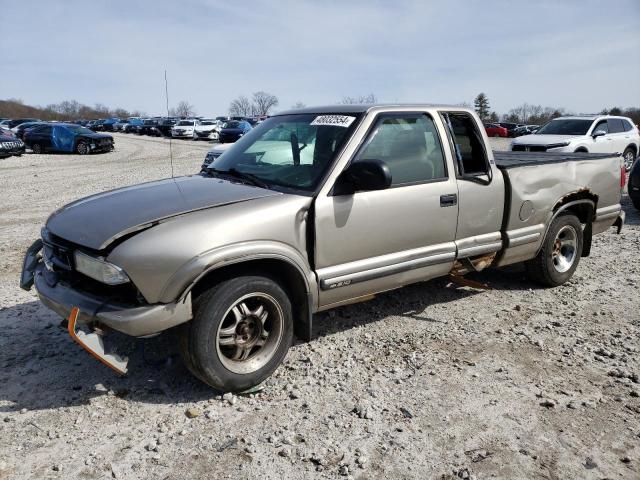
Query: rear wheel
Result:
<box><xmin>76</xmin><ymin>141</ymin><xmax>89</xmax><ymax>155</ymax></box>
<box><xmin>31</xmin><ymin>143</ymin><xmax>42</xmax><ymax>154</ymax></box>
<box><xmin>525</xmin><ymin>213</ymin><xmax>583</xmax><ymax>287</ymax></box>
<box><xmin>179</xmin><ymin>275</ymin><xmax>293</xmax><ymax>392</ymax></box>
<box><xmin>623</xmin><ymin>147</ymin><xmax>636</xmax><ymax>172</ymax></box>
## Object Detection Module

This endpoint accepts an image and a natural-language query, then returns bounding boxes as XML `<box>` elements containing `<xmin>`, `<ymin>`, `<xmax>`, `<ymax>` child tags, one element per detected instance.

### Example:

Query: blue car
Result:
<box><xmin>218</xmin><ymin>120</ymin><xmax>252</xmax><ymax>143</ymax></box>
<box><xmin>24</xmin><ymin>123</ymin><xmax>114</xmax><ymax>155</ymax></box>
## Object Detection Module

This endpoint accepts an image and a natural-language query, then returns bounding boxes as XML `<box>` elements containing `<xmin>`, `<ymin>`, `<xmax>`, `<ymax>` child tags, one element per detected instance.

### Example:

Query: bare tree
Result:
<box><xmin>252</xmin><ymin>91</ymin><xmax>279</xmax><ymax>116</ymax></box>
<box><xmin>340</xmin><ymin>93</ymin><xmax>377</xmax><ymax>104</ymax></box>
<box><xmin>228</xmin><ymin>95</ymin><xmax>253</xmax><ymax>117</ymax></box>
<box><xmin>113</xmin><ymin>108</ymin><xmax>131</xmax><ymax>118</ymax></box>
<box><xmin>170</xmin><ymin>100</ymin><xmax>195</xmax><ymax>117</ymax></box>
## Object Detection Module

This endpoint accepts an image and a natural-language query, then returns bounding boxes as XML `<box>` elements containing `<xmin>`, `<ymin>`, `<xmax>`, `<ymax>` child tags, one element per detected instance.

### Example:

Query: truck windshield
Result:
<box><xmin>535</xmin><ymin>119</ymin><xmax>592</xmax><ymax>135</ymax></box>
<box><xmin>208</xmin><ymin>113</ymin><xmax>361</xmax><ymax>192</ymax></box>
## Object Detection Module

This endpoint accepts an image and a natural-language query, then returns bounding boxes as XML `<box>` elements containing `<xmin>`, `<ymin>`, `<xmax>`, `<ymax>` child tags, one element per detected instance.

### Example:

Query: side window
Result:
<box><xmin>608</xmin><ymin>119</ymin><xmax>624</xmax><ymax>133</ymax></box>
<box><xmin>593</xmin><ymin>120</ymin><xmax>609</xmax><ymax>134</ymax></box>
<box><xmin>443</xmin><ymin>112</ymin><xmax>489</xmax><ymax>175</ymax></box>
<box><xmin>622</xmin><ymin>120</ymin><xmax>633</xmax><ymax>132</ymax></box>
<box><xmin>35</xmin><ymin>125</ymin><xmax>52</xmax><ymax>135</ymax></box>
<box><xmin>355</xmin><ymin>114</ymin><xmax>447</xmax><ymax>186</ymax></box>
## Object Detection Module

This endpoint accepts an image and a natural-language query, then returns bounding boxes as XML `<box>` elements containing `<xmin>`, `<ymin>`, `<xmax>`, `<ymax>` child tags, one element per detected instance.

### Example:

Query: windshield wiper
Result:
<box><xmin>206</xmin><ymin>167</ymin><xmax>269</xmax><ymax>189</ymax></box>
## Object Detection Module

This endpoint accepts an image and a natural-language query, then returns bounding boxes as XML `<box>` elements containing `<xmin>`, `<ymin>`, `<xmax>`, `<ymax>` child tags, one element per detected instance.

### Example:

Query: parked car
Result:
<box><xmin>218</xmin><ymin>120</ymin><xmax>252</xmax><ymax>143</ymax></box>
<box><xmin>171</xmin><ymin>119</ymin><xmax>199</xmax><ymax>138</ymax></box>
<box><xmin>14</xmin><ymin>121</ymin><xmax>46</xmax><ymax>140</ymax></box>
<box><xmin>99</xmin><ymin>118</ymin><xmax>120</xmax><ymax>132</ymax></box>
<box><xmin>0</xmin><ymin>130</ymin><xmax>25</xmax><ymax>158</ymax></box>
<box><xmin>193</xmin><ymin>119</ymin><xmax>221</xmax><ymax>140</ymax></box>
<box><xmin>7</xmin><ymin>118</ymin><xmax>41</xmax><ymax>131</ymax></box>
<box><xmin>137</xmin><ymin>119</ymin><xmax>163</xmax><ymax>136</ymax></box>
<box><xmin>628</xmin><ymin>157</ymin><xmax>640</xmax><ymax>211</ymax></box>
<box><xmin>484</xmin><ymin>123</ymin><xmax>508</xmax><ymax>137</ymax></box>
<box><xmin>90</xmin><ymin>119</ymin><xmax>107</xmax><ymax>131</ymax></box>
<box><xmin>201</xmin><ymin>142</ymin><xmax>234</xmax><ymax>169</ymax></box>
<box><xmin>497</xmin><ymin>122</ymin><xmax>525</xmax><ymax>137</ymax></box>
<box><xmin>20</xmin><ymin>104</ymin><xmax>626</xmax><ymax>391</ymax></box>
<box><xmin>123</xmin><ymin>118</ymin><xmax>144</xmax><ymax>133</ymax></box>
<box><xmin>113</xmin><ymin>118</ymin><xmax>135</xmax><ymax>132</ymax></box>
<box><xmin>24</xmin><ymin>123</ymin><xmax>114</xmax><ymax>155</ymax></box>
<box><xmin>156</xmin><ymin>118</ymin><xmax>177</xmax><ymax>137</ymax></box>
<box><xmin>0</xmin><ymin>127</ymin><xmax>16</xmax><ymax>138</ymax></box>
<box><xmin>512</xmin><ymin>124</ymin><xmax>540</xmax><ymax>137</ymax></box>
<box><xmin>511</xmin><ymin>115</ymin><xmax>640</xmax><ymax>171</ymax></box>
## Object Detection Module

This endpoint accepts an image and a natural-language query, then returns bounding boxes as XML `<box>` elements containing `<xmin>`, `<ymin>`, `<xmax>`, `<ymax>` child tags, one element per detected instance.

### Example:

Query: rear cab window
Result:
<box><xmin>441</xmin><ymin>112</ymin><xmax>491</xmax><ymax>176</ymax></box>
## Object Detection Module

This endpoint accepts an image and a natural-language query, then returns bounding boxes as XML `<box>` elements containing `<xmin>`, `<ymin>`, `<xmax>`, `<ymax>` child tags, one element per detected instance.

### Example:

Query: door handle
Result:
<box><xmin>440</xmin><ymin>194</ymin><xmax>457</xmax><ymax>207</ymax></box>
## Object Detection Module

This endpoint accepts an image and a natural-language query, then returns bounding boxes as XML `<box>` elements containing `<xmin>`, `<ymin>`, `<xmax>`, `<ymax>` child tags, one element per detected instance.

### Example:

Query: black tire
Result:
<box><xmin>623</xmin><ymin>147</ymin><xmax>636</xmax><ymax>172</ymax></box>
<box><xmin>76</xmin><ymin>141</ymin><xmax>89</xmax><ymax>155</ymax></box>
<box><xmin>31</xmin><ymin>143</ymin><xmax>42</xmax><ymax>154</ymax></box>
<box><xmin>525</xmin><ymin>213</ymin><xmax>583</xmax><ymax>287</ymax></box>
<box><xmin>179</xmin><ymin>275</ymin><xmax>293</xmax><ymax>392</ymax></box>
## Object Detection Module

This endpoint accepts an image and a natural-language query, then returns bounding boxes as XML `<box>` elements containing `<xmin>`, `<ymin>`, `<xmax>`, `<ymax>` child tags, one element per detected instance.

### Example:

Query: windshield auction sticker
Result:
<box><xmin>310</xmin><ymin>115</ymin><xmax>356</xmax><ymax>128</ymax></box>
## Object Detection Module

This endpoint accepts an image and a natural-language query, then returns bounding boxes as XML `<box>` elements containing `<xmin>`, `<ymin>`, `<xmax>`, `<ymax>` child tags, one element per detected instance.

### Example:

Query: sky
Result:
<box><xmin>1</xmin><ymin>0</ymin><xmax>639</xmax><ymax>117</ymax></box>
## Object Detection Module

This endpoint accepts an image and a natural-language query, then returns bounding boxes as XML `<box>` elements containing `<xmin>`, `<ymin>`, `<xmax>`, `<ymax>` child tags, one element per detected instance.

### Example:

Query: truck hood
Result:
<box><xmin>512</xmin><ymin>134</ymin><xmax>582</xmax><ymax>146</ymax></box>
<box><xmin>46</xmin><ymin>175</ymin><xmax>279</xmax><ymax>250</ymax></box>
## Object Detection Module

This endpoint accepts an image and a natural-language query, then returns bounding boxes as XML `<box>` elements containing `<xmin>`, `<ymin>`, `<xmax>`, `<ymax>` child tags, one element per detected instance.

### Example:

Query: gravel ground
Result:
<box><xmin>0</xmin><ymin>134</ymin><xmax>638</xmax><ymax>480</ymax></box>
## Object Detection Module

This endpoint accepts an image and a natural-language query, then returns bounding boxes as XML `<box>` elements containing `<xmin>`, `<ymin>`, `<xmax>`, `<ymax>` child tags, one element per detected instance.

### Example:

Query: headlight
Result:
<box><xmin>547</xmin><ymin>142</ymin><xmax>570</xmax><ymax>149</ymax></box>
<box><xmin>74</xmin><ymin>251</ymin><xmax>129</xmax><ymax>285</ymax></box>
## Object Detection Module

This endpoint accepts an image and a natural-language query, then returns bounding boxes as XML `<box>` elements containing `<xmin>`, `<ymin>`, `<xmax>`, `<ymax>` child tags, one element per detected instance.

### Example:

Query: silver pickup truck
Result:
<box><xmin>20</xmin><ymin>105</ymin><xmax>625</xmax><ymax>391</ymax></box>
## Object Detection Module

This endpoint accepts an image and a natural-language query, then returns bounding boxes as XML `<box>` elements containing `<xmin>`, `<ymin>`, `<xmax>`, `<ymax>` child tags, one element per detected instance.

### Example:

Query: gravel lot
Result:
<box><xmin>0</xmin><ymin>134</ymin><xmax>638</xmax><ymax>480</ymax></box>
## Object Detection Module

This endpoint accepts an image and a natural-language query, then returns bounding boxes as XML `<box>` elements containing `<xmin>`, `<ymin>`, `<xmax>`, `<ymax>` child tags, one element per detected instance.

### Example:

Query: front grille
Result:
<box><xmin>512</xmin><ymin>145</ymin><xmax>547</xmax><ymax>152</ymax></box>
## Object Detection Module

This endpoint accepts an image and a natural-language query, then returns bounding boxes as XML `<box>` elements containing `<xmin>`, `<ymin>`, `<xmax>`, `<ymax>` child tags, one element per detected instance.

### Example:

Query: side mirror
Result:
<box><xmin>592</xmin><ymin>129</ymin><xmax>606</xmax><ymax>138</ymax></box>
<box><xmin>334</xmin><ymin>159</ymin><xmax>392</xmax><ymax>195</ymax></box>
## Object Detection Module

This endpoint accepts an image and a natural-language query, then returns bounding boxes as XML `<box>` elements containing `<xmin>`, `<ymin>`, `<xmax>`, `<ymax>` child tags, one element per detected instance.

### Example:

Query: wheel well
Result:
<box><xmin>553</xmin><ymin>191</ymin><xmax>597</xmax><ymax>223</ymax></box>
<box><xmin>189</xmin><ymin>259</ymin><xmax>312</xmax><ymax>342</ymax></box>
<box><xmin>574</xmin><ymin>147</ymin><xmax>588</xmax><ymax>153</ymax></box>
<box><xmin>552</xmin><ymin>191</ymin><xmax>597</xmax><ymax>257</ymax></box>
<box><xmin>625</xmin><ymin>144</ymin><xmax>637</xmax><ymax>155</ymax></box>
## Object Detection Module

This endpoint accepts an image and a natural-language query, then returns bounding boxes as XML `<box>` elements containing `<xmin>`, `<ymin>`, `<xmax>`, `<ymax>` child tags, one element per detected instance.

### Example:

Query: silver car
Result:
<box><xmin>21</xmin><ymin>105</ymin><xmax>625</xmax><ymax>391</ymax></box>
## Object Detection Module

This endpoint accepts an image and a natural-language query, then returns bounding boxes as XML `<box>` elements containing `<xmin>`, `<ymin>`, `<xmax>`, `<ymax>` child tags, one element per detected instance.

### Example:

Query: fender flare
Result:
<box><xmin>159</xmin><ymin>241</ymin><xmax>317</xmax><ymax>306</ymax></box>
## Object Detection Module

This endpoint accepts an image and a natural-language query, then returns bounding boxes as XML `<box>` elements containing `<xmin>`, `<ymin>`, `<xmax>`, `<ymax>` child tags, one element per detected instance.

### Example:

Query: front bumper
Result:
<box><xmin>23</xmin><ymin>247</ymin><xmax>192</xmax><ymax>337</ymax></box>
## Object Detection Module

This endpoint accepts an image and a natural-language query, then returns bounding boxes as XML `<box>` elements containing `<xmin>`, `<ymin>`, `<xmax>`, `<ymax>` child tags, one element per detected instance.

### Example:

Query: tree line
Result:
<box><xmin>474</xmin><ymin>92</ymin><xmax>640</xmax><ymax>126</ymax></box>
<box><xmin>0</xmin><ymin>98</ymin><xmax>147</xmax><ymax>121</ymax></box>
<box><xmin>3</xmin><ymin>93</ymin><xmax>638</xmax><ymax>126</ymax></box>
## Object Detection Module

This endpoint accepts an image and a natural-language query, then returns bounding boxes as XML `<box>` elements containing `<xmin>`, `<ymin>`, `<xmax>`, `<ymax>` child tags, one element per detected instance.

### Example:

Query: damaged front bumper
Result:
<box><xmin>28</xmin><ymin>262</ymin><xmax>193</xmax><ymax>337</ymax></box>
<box><xmin>21</xmin><ymin>241</ymin><xmax>192</xmax><ymax>373</ymax></box>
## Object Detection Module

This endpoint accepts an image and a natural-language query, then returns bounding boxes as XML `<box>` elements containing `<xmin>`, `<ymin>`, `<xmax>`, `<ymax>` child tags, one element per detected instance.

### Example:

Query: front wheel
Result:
<box><xmin>76</xmin><ymin>141</ymin><xmax>89</xmax><ymax>155</ymax></box>
<box><xmin>180</xmin><ymin>275</ymin><xmax>293</xmax><ymax>392</ymax></box>
<box><xmin>31</xmin><ymin>143</ymin><xmax>43</xmax><ymax>154</ymax></box>
<box><xmin>525</xmin><ymin>213</ymin><xmax>583</xmax><ymax>287</ymax></box>
<box><xmin>623</xmin><ymin>147</ymin><xmax>636</xmax><ymax>172</ymax></box>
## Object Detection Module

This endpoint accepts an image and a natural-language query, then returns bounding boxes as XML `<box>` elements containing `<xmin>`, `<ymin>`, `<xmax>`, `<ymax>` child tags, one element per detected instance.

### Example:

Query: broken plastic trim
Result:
<box><xmin>68</xmin><ymin>307</ymin><xmax>129</xmax><ymax>375</ymax></box>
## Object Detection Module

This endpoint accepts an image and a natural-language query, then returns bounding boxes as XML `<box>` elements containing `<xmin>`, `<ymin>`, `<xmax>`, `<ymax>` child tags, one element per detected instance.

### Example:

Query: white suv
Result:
<box><xmin>511</xmin><ymin>116</ymin><xmax>639</xmax><ymax>170</ymax></box>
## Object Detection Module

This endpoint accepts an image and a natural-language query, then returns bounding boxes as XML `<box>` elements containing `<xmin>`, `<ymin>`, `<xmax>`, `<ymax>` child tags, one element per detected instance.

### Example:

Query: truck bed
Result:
<box><xmin>492</xmin><ymin>150</ymin><xmax>622</xmax><ymax>267</ymax></box>
<box><xmin>494</xmin><ymin>151</ymin><xmax>618</xmax><ymax>169</ymax></box>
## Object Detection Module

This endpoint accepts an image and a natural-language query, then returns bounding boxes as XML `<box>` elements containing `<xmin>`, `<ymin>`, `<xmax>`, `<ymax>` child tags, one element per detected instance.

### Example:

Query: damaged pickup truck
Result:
<box><xmin>21</xmin><ymin>105</ymin><xmax>626</xmax><ymax>392</ymax></box>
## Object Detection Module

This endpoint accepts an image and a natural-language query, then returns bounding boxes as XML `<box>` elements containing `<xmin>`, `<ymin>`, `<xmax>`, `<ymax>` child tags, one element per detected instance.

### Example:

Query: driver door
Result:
<box><xmin>314</xmin><ymin>112</ymin><xmax>459</xmax><ymax>308</ymax></box>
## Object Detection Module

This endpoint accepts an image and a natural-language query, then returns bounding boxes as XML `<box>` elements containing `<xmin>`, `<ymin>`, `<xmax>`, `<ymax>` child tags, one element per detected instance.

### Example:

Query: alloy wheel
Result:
<box><xmin>215</xmin><ymin>293</ymin><xmax>284</xmax><ymax>374</ymax></box>
<box><xmin>551</xmin><ymin>225</ymin><xmax>577</xmax><ymax>273</ymax></box>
